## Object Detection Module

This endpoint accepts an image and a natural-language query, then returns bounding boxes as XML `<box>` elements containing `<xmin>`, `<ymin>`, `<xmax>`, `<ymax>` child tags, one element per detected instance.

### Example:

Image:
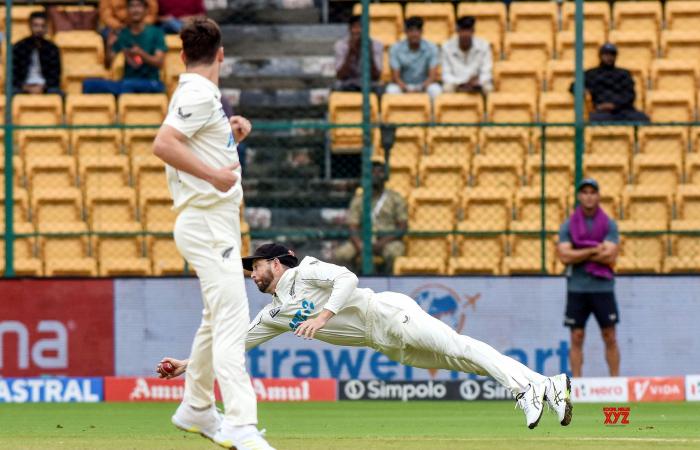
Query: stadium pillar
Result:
<box><xmin>4</xmin><ymin>0</ymin><xmax>14</xmax><ymax>277</ymax></box>
<box><xmin>573</xmin><ymin>0</ymin><xmax>585</xmax><ymax>191</ymax></box>
<box><xmin>359</xmin><ymin>0</ymin><xmax>373</xmax><ymax>275</ymax></box>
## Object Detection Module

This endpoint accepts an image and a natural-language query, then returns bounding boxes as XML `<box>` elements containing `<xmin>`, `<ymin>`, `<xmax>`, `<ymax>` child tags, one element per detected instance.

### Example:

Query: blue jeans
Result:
<box><xmin>82</xmin><ymin>78</ymin><xmax>165</xmax><ymax>95</ymax></box>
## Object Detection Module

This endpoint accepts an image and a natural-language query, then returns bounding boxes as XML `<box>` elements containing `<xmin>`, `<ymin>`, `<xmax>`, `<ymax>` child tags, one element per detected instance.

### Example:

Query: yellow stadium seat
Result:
<box><xmin>449</xmin><ymin>225</ymin><xmax>504</xmax><ymax>275</ymax></box>
<box><xmin>164</xmin><ymin>34</ymin><xmax>185</xmax><ymax>94</ymax></box>
<box><xmin>72</xmin><ymin>130</ymin><xmax>122</xmax><ymax>159</ymax></box>
<box><xmin>651</xmin><ymin>59</ymin><xmax>698</xmax><ymax>94</ymax></box>
<box><xmin>509</xmin><ymin>2</ymin><xmax>557</xmax><ymax>42</ymax></box>
<box><xmin>622</xmin><ymin>185</ymin><xmax>672</xmax><ymax>226</ymax></box>
<box><xmin>632</xmin><ymin>154</ymin><xmax>682</xmax><ymax>191</ymax></box>
<box><xmin>621</xmin><ymin>59</ymin><xmax>648</xmax><ymax>111</ymax></box>
<box><xmin>0</xmin><ymin>95</ymin><xmax>5</xmax><ymax>124</ymax></box>
<box><xmin>352</xmin><ymin>3</ymin><xmax>403</xmax><ymax>47</ymax></box>
<box><xmin>487</xmin><ymin>92</ymin><xmax>537</xmax><ymax>123</ymax></box>
<box><xmin>493</xmin><ymin>61</ymin><xmax>542</xmax><ymax>95</ymax></box>
<box><xmin>381</xmin><ymin>93</ymin><xmax>431</xmax><ymax>124</ymax></box>
<box><xmin>87</xmin><ymin>188</ymin><xmax>138</xmax><ymax>232</ymax></box>
<box><xmin>32</xmin><ymin>188</ymin><xmax>84</xmax><ymax>232</ymax></box>
<box><xmin>555</xmin><ymin>31</ymin><xmax>605</xmax><ymax>67</ymax></box>
<box><xmin>478</xmin><ymin>128</ymin><xmax>529</xmax><ymax>168</ymax></box>
<box><xmin>532</xmin><ymin>128</ymin><xmax>575</xmax><ymax>162</ymax></box>
<box><xmin>142</xmin><ymin>194</ymin><xmax>177</xmax><ymax>233</ymax></box>
<box><xmin>457</xmin><ymin>2</ymin><xmax>505</xmax><ymax>55</ymax></box>
<box><xmin>511</xmin><ymin>186</ymin><xmax>566</xmax><ymax>232</ymax></box>
<box><xmin>472</xmin><ymin>154</ymin><xmax>522</xmax><ymax>189</ymax></box>
<box><xmin>66</xmin><ymin>94</ymin><xmax>116</xmax><ymax>125</ymax></box>
<box><xmin>41</xmin><ymin>232</ymin><xmax>98</xmax><ymax>277</ymax></box>
<box><xmin>404</xmin><ymin>2</ymin><xmax>455</xmax><ymax>45</ymax></box>
<box><xmin>393</xmin><ymin>234</ymin><xmax>450</xmax><ymax>275</ymax></box>
<box><xmin>63</xmin><ymin>67</ymin><xmax>110</xmax><ymax>95</ymax></box>
<box><xmin>0</xmin><ymin>222</ymin><xmax>42</xmax><ymax>276</ymax></box>
<box><xmin>390</xmin><ymin>127</ymin><xmax>425</xmax><ymax>168</ymax></box>
<box><xmin>673</xmin><ymin>184</ymin><xmax>700</xmax><ymax>223</ymax></box>
<box><xmin>546</xmin><ymin>60</ymin><xmax>574</xmax><ymax>92</ymax></box>
<box><xmin>26</xmin><ymin>156</ymin><xmax>77</xmax><ymax>193</ymax></box>
<box><xmin>583</xmin><ymin>154</ymin><xmax>629</xmax><ymax>195</ymax></box>
<box><xmin>684</xmin><ymin>152</ymin><xmax>700</xmax><ymax>185</ymax></box>
<box><xmin>118</xmin><ymin>94</ymin><xmax>168</xmax><ymax>125</ymax></box>
<box><xmin>434</xmin><ymin>93</ymin><xmax>483</xmax><ymax>124</ymax></box>
<box><xmin>427</xmin><ymin>127</ymin><xmax>474</xmax><ymax>162</ymax></box>
<box><xmin>94</xmin><ymin>232</ymin><xmax>151</xmax><ymax>276</ymax></box>
<box><xmin>526</xmin><ymin>155</ymin><xmax>574</xmax><ymax>196</ymax></box>
<box><xmin>599</xmin><ymin>191</ymin><xmax>621</xmax><ymax>219</ymax></box>
<box><xmin>539</xmin><ymin>91</ymin><xmax>574</xmax><ymax>123</ymax></box>
<box><xmin>610</xmin><ymin>30</ymin><xmax>658</xmax><ymax>69</ymax></box>
<box><xmin>149</xmin><ymin>236</ymin><xmax>186</xmax><ymax>276</ymax></box>
<box><xmin>125</xmin><ymin>129</ymin><xmax>159</xmax><ymax>160</ymax></box>
<box><xmin>461</xmin><ymin>187</ymin><xmax>512</xmax><ymax>230</ymax></box>
<box><xmin>407</xmin><ymin>187</ymin><xmax>458</xmax><ymax>231</ymax></box>
<box><xmin>646</xmin><ymin>90</ymin><xmax>695</xmax><ymax>122</ymax></box>
<box><xmin>666</xmin><ymin>1</ymin><xmax>700</xmax><ymax>32</ymax></box>
<box><xmin>0</xmin><ymin>5</ymin><xmax>44</xmax><ymax>43</ymax></box>
<box><xmin>616</xmin><ymin>221</ymin><xmax>666</xmax><ymax>273</ymax></box>
<box><xmin>503</xmin><ymin>232</ymin><xmax>558</xmax><ymax>274</ymax></box>
<box><xmin>638</xmin><ymin>127</ymin><xmax>687</xmax><ymax>163</ymax></box>
<box><xmin>585</xmin><ymin>126</ymin><xmax>634</xmax><ymax>160</ymax></box>
<box><xmin>0</xmin><ymin>188</ymin><xmax>31</xmax><ymax>227</ymax></box>
<box><xmin>17</xmin><ymin>130</ymin><xmax>69</xmax><ymax>159</ymax></box>
<box><xmin>79</xmin><ymin>156</ymin><xmax>130</xmax><ymax>197</ymax></box>
<box><xmin>613</xmin><ymin>1</ymin><xmax>662</xmax><ymax>36</ymax></box>
<box><xmin>561</xmin><ymin>1</ymin><xmax>610</xmax><ymax>39</ymax></box>
<box><xmin>504</xmin><ymin>32</ymin><xmax>552</xmax><ymax>68</ymax></box>
<box><xmin>12</xmin><ymin>94</ymin><xmax>63</xmax><ymax>125</ymax></box>
<box><xmin>55</xmin><ymin>31</ymin><xmax>106</xmax><ymax>93</ymax></box>
<box><xmin>328</xmin><ymin>92</ymin><xmax>379</xmax><ymax>151</ymax></box>
<box><xmin>386</xmin><ymin>158</ymin><xmax>417</xmax><ymax>198</ymax></box>
<box><xmin>666</xmin><ymin>185</ymin><xmax>700</xmax><ymax>272</ymax></box>
<box><xmin>134</xmin><ymin>157</ymin><xmax>168</xmax><ymax>205</ymax></box>
<box><xmin>661</xmin><ymin>30</ymin><xmax>700</xmax><ymax>61</ymax></box>
<box><xmin>418</xmin><ymin>155</ymin><xmax>468</xmax><ymax>194</ymax></box>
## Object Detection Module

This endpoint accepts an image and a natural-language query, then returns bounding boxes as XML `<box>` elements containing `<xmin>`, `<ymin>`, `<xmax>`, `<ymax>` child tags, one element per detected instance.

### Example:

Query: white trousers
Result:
<box><xmin>368</xmin><ymin>292</ymin><xmax>547</xmax><ymax>395</ymax></box>
<box><xmin>174</xmin><ymin>202</ymin><xmax>257</xmax><ymax>425</ymax></box>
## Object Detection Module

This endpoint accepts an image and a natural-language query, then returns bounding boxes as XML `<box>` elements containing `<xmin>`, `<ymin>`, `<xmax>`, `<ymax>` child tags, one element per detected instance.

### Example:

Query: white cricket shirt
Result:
<box><xmin>246</xmin><ymin>256</ymin><xmax>376</xmax><ymax>349</ymax></box>
<box><xmin>163</xmin><ymin>72</ymin><xmax>243</xmax><ymax>211</ymax></box>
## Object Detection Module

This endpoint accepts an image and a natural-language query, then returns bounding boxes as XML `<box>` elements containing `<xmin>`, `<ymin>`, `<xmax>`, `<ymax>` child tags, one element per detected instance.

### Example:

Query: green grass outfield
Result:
<box><xmin>0</xmin><ymin>401</ymin><xmax>698</xmax><ymax>450</ymax></box>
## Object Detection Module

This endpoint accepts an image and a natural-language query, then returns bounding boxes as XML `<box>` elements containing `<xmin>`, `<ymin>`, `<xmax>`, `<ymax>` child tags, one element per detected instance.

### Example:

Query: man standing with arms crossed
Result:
<box><xmin>153</xmin><ymin>17</ymin><xmax>274</xmax><ymax>450</ymax></box>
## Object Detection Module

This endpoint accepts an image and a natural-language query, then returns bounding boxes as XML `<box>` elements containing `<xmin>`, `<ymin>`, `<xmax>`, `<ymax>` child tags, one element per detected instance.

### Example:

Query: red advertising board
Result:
<box><xmin>628</xmin><ymin>377</ymin><xmax>685</xmax><ymax>402</ymax></box>
<box><xmin>0</xmin><ymin>280</ymin><xmax>114</xmax><ymax>377</ymax></box>
<box><xmin>104</xmin><ymin>377</ymin><xmax>337</xmax><ymax>402</ymax></box>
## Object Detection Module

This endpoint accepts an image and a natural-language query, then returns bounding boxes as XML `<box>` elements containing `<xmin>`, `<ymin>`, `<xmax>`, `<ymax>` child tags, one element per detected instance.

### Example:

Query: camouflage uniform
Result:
<box><xmin>335</xmin><ymin>188</ymin><xmax>407</xmax><ymax>273</ymax></box>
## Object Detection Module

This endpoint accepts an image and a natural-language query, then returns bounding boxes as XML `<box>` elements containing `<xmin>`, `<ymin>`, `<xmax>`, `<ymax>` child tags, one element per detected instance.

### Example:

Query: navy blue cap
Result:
<box><xmin>242</xmin><ymin>243</ymin><xmax>299</xmax><ymax>271</ymax></box>
<box><xmin>600</xmin><ymin>43</ymin><xmax>618</xmax><ymax>54</ymax></box>
<box><xmin>577</xmin><ymin>178</ymin><xmax>600</xmax><ymax>192</ymax></box>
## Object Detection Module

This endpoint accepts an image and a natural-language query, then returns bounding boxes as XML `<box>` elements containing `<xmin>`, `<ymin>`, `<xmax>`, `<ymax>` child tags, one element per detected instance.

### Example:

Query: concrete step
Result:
<box><xmin>221</xmin><ymin>24</ymin><xmax>344</xmax><ymax>57</ymax></box>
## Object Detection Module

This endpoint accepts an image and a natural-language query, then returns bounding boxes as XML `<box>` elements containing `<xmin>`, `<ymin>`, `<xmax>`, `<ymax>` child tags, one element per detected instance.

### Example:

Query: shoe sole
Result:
<box><xmin>560</xmin><ymin>375</ymin><xmax>573</xmax><ymax>427</ymax></box>
<box><xmin>171</xmin><ymin>416</ymin><xmax>221</xmax><ymax>445</ymax></box>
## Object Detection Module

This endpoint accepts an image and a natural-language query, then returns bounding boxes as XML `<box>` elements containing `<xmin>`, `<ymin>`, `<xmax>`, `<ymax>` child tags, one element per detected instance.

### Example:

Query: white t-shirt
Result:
<box><xmin>246</xmin><ymin>256</ymin><xmax>375</xmax><ymax>349</ymax></box>
<box><xmin>163</xmin><ymin>73</ymin><xmax>242</xmax><ymax>211</ymax></box>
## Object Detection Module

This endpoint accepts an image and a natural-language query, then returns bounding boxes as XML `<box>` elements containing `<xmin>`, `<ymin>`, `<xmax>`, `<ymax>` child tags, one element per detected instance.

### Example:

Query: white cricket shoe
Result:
<box><xmin>213</xmin><ymin>422</ymin><xmax>276</xmax><ymax>450</ymax></box>
<box><xmin>171</xmin><ymin>401</ymin><xmax>222</xmax><ymax>441</ymax></box>
<box><xmin>545</xmin><ymin>373</ymin><xmax>573</xmax><ymax>426</ymax></box>
<box><xmin>515</xmin><ymin>382</ymin><xmax>546</xmax><ymax>429</ymax></box>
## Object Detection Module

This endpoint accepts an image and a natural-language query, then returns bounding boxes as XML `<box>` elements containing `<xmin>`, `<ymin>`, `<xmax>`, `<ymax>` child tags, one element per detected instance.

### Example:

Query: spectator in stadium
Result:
<box><xmin>334</xmin><ymin>14</ymin><xmax>383</xmax><ymax>94</ymax></box>
<box><xmin>335</xmin><ymin>159</ymin><xmax>407</xmax><ymax>274</ymax></box>
<box><xmin>99</xmin><ymin>0</ymin><xmax>158</xmax><ymax>42</ymax></box>
<box><xmin>83</xmin><ymin>0</ymin><xmax>167</xmax><ymax>95</ymax></box>
<box><xmin>12</xmin><ymin>11</ymin><xmax>62</xmax><ymax>95</ymax></box>
<box><xmin>578</xmin><ymin>43</ymin><xmax>649</xmax><ymax>122</ymax></box>
<box><xmin>557</xmin><ymin>179</ymin><xmax>621</xmax><ymax>378</ymax></box>
<box><xmin>441</xmin><ymin>16</ymin><xmax>493</xmax><ymax>94</ymax></box>
<box><xmin>386</xmin><ymin>16</ymin><xmax>442</xmax><ymax>99</ymax></box>
<box><xmin>157</xmin><ymin>0</ymin><xmax>205</xmax><ymax>34</ymax></box>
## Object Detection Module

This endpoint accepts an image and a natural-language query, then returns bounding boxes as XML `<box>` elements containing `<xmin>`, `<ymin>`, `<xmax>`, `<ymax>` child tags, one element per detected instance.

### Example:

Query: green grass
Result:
<box><xmin>0</xmin><ymin>401</ymin><xmax>699</xmax><ymax>450</ymax></box>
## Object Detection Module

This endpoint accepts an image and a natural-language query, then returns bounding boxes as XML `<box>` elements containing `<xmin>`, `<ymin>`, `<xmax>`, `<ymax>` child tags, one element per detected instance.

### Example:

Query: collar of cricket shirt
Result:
<box><xmin>178</xmin><ymin>72</ymin><xmax>220</xmax><ymax>98</ymax></box>
<box><xmin>273</xmin><ymin>266</ymin><xmax>298</xmax><ymax>302</ymax></box>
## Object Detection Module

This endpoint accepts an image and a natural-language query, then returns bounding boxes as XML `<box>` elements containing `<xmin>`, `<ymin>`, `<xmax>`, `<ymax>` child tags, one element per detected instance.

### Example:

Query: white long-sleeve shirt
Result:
<box><xmin>246</xmin><ymin>256</ymin><xmax>375</xmax><ymax>350</ymax></box>
<box><xmin>440</xmin><ymin>36</ymin><xmax>493</xmax><ymax>92</ymax></box>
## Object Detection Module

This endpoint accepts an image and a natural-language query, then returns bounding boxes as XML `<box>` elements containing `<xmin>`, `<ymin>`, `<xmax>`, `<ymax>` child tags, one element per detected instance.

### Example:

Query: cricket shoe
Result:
<box><xmin>545</xmin><ymin>373</ymin><xmax>573</xmax><ymax>426</ymax></box>
<box><xmin>213</xmin><ymin>422</ymin><xmax>276</xmax><ymax>450</ymax></box>
<box><xmin>171</xmin><ymin>401</ymin><xmax>222</xmax><ymax>441</ymax></box>
<box><xmin>515</xmin><ymin>382</ymin><xmax>546</xmax><ymax>429</ymax></box>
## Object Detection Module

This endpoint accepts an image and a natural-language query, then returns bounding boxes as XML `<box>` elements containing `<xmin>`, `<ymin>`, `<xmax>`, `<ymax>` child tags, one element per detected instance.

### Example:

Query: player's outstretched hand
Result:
<box><xmin>208</xmin><ymin>162</ymin><xmax>240</xmax><ymax>192</ymax></box>
<box><xmin>230</xmin><ymin>115</ymin><xmax>252</xmax><ymax>143</ymax></box>
<box><xmin>156</xmin><ymin>357</ymin><xmax>187</xmax><ymax>379</ymax></box>
<box><xmin>294</xmin><ymin>317</ymin><xmax>328</xmax><ymax>340</ymax></box>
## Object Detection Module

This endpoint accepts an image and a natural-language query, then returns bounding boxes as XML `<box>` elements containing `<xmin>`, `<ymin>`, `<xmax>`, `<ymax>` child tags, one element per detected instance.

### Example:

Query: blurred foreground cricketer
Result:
<box><xmin>159</xmin><ymin>243</ymin><xmax>574</xmax><ymax>431</ymax></box>
<box><xmin>152</xmin><ymin>17</ymin><xmax>273</xmax><ymax>450</ymax></box>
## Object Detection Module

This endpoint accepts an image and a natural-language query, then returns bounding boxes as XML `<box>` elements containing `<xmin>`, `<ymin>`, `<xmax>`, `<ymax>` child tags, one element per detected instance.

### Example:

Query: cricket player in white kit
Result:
<box><xmin>152</xmin><ymin>18</ymin><xmax>274</xmax><ymax>450</ymax></box>
<box><xmin>158</xmin><ymin>243</ymin><xmax>574</xmax><ymax>431</ymax></box>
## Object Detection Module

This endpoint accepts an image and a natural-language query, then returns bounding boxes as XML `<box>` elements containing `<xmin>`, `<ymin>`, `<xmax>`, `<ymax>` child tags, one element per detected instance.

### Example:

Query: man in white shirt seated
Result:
<box><xmin>441</xmin><ymin>16</ymin><xmax>493</xmax><ymax>94</ymax></box>
<box><xmin>157</xmin><ymin>243</ymin><xmax>574</xmax><ymax>431</ymax></box>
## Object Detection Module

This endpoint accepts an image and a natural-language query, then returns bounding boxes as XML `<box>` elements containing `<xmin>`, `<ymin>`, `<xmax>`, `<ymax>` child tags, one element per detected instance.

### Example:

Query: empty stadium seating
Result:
<box><xmin>55</xmin><ymin>31</ymin><xmax>107</xmax><ymax>94</ymax></box>
<box><xmin>118</xmin><ymin>94</ymin><xmax>168</xmax><ymax>125</ymax></box>
<box><xmin>493</xmin><ymin>61</ymin><xmax>542</xmax><ymax>95</ymax></box>
<box><xmin>352</xmin><ymin>3</ymin><xmax>403</xmax><ymax>46</ymax></box>
<box><xmin>509</xmin><ymin>2</ymin><xmax>557</xmax><ymax>43</ymax></box>
<box><xmin>613</xmin><ymin>1</ymin><xmax>662</xmax><ymax>37</ymax></box>
<box><xmin>504</xmin><ymin>32</ymin><xmax>552</xmax><ymax>69</ymax></box>
<box><xmin>610</xmin><ymin>30</ymin><xmax>658</xmax><ymax>69</ymax></box>
<box><xmin>556</xmin><ymin>31</ymin><xmax>605</xmax><ymax>67</ymax></box>
<box><xmin>66</xmin><ymin>94</ymin><xmax>116</xmax><ymax>125</ymax></box>
<box><xmin>666</xmin><ymin>1</ymin><xmax>700</xmax><ymax>32</ymax></box>
<box><xmin>329</xmin><ymin>92</ymin><xmax>379</xmax><ymax>151</ymax></box>
<box><xmin>561</xmin><ymin>1</ymin><xmax>610</xmax><ymax>39</ymax></box>
<box><xmin>651</xmin><ymin>59</ymin><xmax>698</xmax><ymax>93</ymax></box>
<box><xmin>661</xmin><ymin>30</ymin><xmax>700</xmax><ymax>61</ymax></box>
<box><xmin>404</xmin><ymin>2</ymin><xmax>455</xmax><ymax>45</ymax></box>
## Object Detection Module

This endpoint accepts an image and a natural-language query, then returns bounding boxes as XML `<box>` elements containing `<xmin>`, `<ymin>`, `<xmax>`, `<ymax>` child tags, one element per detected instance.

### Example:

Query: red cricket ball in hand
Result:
<box><xmin>159</xmin><ymin>361</ymin><xmax>175</xmax><ymax>376</ymax></box>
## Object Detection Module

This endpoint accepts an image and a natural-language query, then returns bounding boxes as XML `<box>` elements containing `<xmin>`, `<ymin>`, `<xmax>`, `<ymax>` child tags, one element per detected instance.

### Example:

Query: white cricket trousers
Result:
<box><xmin>174</xmin><ymin>201</ymin><xmax>257</xmax><ymax>425</ymax></box>
<box><xmin>368</xmin><ymin>292</ymin><xmax>547</xmax><ymax>395</ymax></box>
